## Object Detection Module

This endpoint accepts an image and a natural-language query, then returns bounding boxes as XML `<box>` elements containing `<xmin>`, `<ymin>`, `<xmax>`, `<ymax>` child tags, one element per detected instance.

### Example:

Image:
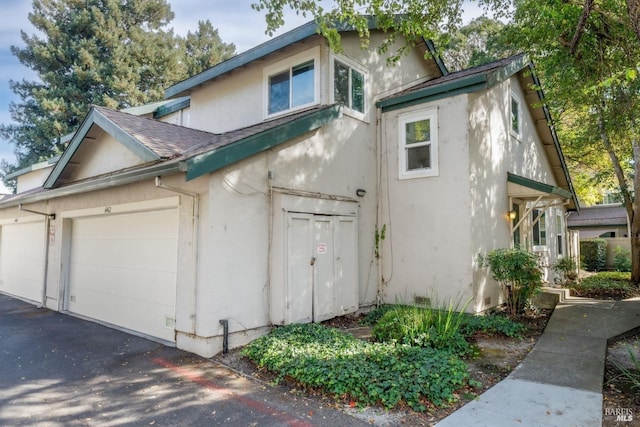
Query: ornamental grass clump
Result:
<box><xmin>242</xmin><ymin>323</ymin><xmax>469</xmax><ymax>411</ymax></box>
<box><xmin>371</xmin><ymin>296</ymin><xmax>472</xmax><ymax>354</ymax></box>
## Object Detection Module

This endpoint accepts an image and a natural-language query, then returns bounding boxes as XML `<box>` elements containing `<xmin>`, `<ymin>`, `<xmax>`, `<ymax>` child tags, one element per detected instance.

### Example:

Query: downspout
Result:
<box><xmin>18</xmin><ymin>204</ymin><xmax>55</xmax><ymax>308</ymax></box>
<box><xmin>154</xmin><ymin>177</ymin><xmax>200</xmax><ymax>335</ymax></box>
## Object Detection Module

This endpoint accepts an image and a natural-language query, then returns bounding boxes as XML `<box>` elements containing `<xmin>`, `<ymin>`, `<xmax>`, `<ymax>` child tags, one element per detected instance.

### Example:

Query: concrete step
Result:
<box><xmin>533</xmin><ymin>287</ymin><xmax>571</xmax><ymax>309</ymax></box>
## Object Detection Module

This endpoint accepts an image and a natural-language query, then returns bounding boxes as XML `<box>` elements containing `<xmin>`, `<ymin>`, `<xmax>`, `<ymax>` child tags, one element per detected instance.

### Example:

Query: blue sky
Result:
<box><xmin>0</xmin><ymin>1</ymin><xmax>485</xmax><ymax>176</ymax></box>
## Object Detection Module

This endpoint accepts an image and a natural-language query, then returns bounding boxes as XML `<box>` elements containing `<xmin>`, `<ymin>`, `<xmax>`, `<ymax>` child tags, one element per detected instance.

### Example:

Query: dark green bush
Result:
<box><xmin>479</xmin><ymin>248</ymin><xmax>543</xmax><ymax>317</ymax></box>
<box><xmin>459</xmin><ymin>314</ymin><xmax>526</xmax><ymax>338</ymax></box>
<box><xmin>552</xmin><ymin>256</ymin><xmax>578</xmax><ymax>285</ymax></box>
<box><xmin>613</xmin><ymin>246</ymin><xmax>632</xmax><ymax>272</ymax></box>
<box><xmin>242</xmin><ymin>323</ymin><xmax>470</xmax><ymax>410</ymax></box>
<box><xmin>359</xmin><ymin>304</ymin><xmax>397</xmax><ymax>326</ymax></box>
<box><xmin>580</xmin><ymin>239</ymin><xmax>607</xmax><ymax>271</ymax></box>
<box><xmin>570</xmin><ymin>271</ymin><xmax>636</xmax><ymax>300</ymax></box>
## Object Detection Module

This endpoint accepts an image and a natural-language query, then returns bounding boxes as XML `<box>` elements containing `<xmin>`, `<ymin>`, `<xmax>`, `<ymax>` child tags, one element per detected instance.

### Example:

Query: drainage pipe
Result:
<box><xmin>219</xmin><ymin>319</ymin><xmax>229</xmax><ymax>354</ymax></box>
<box><xmin>154</xmin><ymin>177</ymin><xmax>200</xmax><ymax>334</ymax></box>
<box><xmin>18</xmin><ymin>204</ymin><xmax>55</xmax><ymax>308</ymax></box>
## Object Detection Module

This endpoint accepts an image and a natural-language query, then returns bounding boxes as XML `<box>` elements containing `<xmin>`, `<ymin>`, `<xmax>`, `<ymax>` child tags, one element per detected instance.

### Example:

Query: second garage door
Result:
<box><xmin>67</xmin><ymin>209</ymin><xmax>178</xmax><ymax>342</ymax></box>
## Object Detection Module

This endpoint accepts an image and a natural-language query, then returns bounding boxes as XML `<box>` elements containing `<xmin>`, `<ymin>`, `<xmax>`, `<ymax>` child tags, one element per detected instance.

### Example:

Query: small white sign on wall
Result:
<box><xmin>316</xmin><ymin>242</ymin><xmax>328</xmax><ymax>255</ymax></box>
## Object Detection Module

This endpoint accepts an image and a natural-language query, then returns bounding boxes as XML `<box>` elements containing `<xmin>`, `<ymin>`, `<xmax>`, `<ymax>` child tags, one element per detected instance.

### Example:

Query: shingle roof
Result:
<box><xmin>567</xmin><ymin>204</ymin><xmax>628</xmax><ymax>227</ymax></box>
<box><xmin>94</xmin><ymin>105</ymin><xmax>218</xmax><ymax>159</ymax></box>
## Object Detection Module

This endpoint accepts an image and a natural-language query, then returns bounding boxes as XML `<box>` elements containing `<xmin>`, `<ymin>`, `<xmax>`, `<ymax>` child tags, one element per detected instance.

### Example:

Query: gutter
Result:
<box><xmin>0</xmin><ymin>161</ymin><xmax>184</xmax><ymax>209</ymax></box>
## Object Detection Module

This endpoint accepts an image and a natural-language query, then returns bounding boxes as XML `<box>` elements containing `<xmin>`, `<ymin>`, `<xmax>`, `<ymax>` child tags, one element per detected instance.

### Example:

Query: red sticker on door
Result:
<box><xmin>316</xmin><ymin>243</ymin><xmax>328</xmax><ymax>255</ymax></box>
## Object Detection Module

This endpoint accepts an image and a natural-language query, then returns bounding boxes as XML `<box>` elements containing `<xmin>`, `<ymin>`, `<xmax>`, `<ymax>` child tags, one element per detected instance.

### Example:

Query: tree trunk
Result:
<box><xmin>596</xmin><ymin>107</ymin><xmax>639</xmax><ymax>284</ymax></box>
<box><xmin>628</xmin><ymin>0</ymin><xmax>640</xmax><ymax>41</ymax></box>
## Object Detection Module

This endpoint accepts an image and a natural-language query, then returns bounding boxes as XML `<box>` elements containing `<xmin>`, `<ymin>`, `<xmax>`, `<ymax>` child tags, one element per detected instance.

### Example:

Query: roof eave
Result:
<box><xmin>44</xmin><ymin>107</ymin><xmax>161</xmax><ymax>189</ymax></box>
<box><xmin>507</xmin><ymin>172</ymin><xmax>574</xmax><ymax>200</ymax></box>
<box><xmin>185</xmin><ymin>105</ymin><xmax>342</xmax><ymax>181</ymax></box>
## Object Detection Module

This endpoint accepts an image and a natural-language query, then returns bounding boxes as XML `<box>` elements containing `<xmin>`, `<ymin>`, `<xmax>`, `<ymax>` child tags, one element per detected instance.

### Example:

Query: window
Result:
<box><xmin>512</xmin><ymin>203</ymin><xmax>521</xmax><ymax>248</ymax></box>
<box><xmin>265</xmin><ymin>49</ymin><xmax>318</xmax><ymax>117</ymax></box>
<box><xmin>398</xmin><ymin>109</ymin><xmax>439</xmax><ymax>179</ymax></box>
<box><xmin>510</xmin><ymin>92</ymin><xmax>522</xmax><ymax>139</ymax></box>
<box><xmin>532</xmin><ymin>209</ymin><xmax>546</xmax><ymax>248</ymax></box>
<box><xmin>333</xmin><ymin>59</ymin><xmax>365</xmax><ymax>114</ymax></box>
<box><xmin>556</xmin><ymin>212</ymin><xmax>564</xmax><ymax>255</ymax></box>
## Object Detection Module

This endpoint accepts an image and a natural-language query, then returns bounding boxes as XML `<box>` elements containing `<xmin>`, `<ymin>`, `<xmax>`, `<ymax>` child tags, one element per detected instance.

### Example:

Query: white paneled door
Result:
<box><xmin>285</xmin><ymin>213</ymin><xmax>357</xmax><ymax>324</ymax></box>
<box><xmin>67</xmin><ymin>209</ymin><xmax>178</xmax><ymax>342</ymax></box>
<box><xmin>0</xmin><ymin>221</ymin><xmax>46</xmax><ymax>302</ymax></box>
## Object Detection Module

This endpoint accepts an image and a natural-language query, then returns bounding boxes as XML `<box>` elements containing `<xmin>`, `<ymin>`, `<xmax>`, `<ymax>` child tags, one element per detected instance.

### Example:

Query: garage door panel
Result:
<box><xmin>0</xmin><ymin>222</ymin><xmax>45</xmax><ymax>302</ymax></box>
<box><xmin>68</xmin><ymin>209</ymin><xmax>178</xmax><ymax>342</ymax></box>
<box><xmin>71</xmin><ymin>238</ymin><xmax>177</xmax><ymax>272</ymax></box>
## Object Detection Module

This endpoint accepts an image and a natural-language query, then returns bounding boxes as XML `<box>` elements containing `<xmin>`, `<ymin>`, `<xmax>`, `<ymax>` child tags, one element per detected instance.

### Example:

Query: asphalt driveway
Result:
<box><xmin>0</xmin><ymin>294</ymin><xmax>370</xmax><ymax>426</ymax></box>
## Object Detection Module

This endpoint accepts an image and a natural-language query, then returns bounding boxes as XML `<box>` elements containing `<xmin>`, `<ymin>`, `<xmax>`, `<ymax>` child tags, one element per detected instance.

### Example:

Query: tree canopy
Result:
<box><xmin>1</xmin><ymin>0</ymin><xmax>235</xmax><ymax>184</ymax></box>
<box><xmin>252</xmin><ymin>0</ymin><xmax>640</xmax><ymax>282</ymax></box>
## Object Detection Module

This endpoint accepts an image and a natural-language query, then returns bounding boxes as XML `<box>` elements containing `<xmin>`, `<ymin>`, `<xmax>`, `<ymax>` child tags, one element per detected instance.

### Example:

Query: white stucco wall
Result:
<box><xmin>380</xmin><ymin>96</ymin><xmax>474</xmax><ymax>308</ymax></box>
<box><xmin>16</xmin><ymin>167</ymin><xmax>53</xmax><ymax>193</ymax></box>
<box><xmin>469</xmin><ymin>76</ymin><xmax>568</xmax><ymax>303</ymax></box>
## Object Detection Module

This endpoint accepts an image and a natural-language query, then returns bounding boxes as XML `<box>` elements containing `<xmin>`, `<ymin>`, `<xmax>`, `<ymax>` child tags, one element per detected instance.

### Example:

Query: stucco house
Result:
<box><xmin>567</xmin><ymin>203</ymin><xmax>629</xmax><ymax>239</ymax></box>
<box><xmin>0</xmin><ymin>20</ymin><xmax>576</xmax><ymax>357</ymax></box>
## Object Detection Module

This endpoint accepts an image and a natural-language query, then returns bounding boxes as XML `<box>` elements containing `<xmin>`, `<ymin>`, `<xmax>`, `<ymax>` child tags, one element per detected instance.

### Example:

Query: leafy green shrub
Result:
<box><xmin>552</xmin><ymin>256</ymin><xmax>578</xmax><ymax>285</ymax></box>
<box><xmin>479</xmin><ymin>248</ymin><xmax>543</xmax><ymax>317</ymax></box>
<box><xmin>614</xmin><ymin>346</ymin><xmax>640</xmax><ymax>393</ymax></box>
<box><xmin>242</xmin><ymin>323</ymin><xmax>470</xmax><ymax>410</ymax></box>
<box><xmin>580</xmin><ymin>238</ymin><xmax>607</xmax><ymax>271</ymax></box>
<box><xmin>459</xmin><ymin>314</ymin><xmax>526</xmax><ymax>338</ymax></box>
<box><xmin>613</xmin><ymin>246</ymin><xmax>632</xmax><ymax>272</ymax></box>
<box><xmin>570</xmin><ymin>271</ymin><xmax>635</xmax><ymax>300</ymax></box>
<box><xmin>359</xmin><ymin>304</ymin><xmax>397</xmax><ymax>326</ymax></box>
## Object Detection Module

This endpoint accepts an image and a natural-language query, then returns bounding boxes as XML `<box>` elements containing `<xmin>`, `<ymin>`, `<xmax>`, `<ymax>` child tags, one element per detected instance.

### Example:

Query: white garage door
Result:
<box><xmin>67</xmin><ymin>209</ymin><xmax>178</xmax><ymax>342</ymax></box>
<box><xmin>0</xmin><ymin>221</ymin><xmax>46</xmax><ymax>302</ymax></box>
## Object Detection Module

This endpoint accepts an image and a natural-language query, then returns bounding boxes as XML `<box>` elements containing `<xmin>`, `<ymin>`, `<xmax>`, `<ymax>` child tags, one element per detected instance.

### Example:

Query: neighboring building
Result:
<box><xmin>568</xmin><ymin>204</ymin><xmax>629</xmax><ymax>239</ymax></box>
<box><xmin>0</xmin><ymin>20</ymin><xmax>577</xmax><ymax>357</ymax></box>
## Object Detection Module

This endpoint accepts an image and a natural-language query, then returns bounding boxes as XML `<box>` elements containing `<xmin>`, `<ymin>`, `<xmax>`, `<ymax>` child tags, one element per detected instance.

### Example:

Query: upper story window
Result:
<box><xmin>332</xmin><ymin>56</ymin><xmax>367</xmax><ymax>117</ymax></box>
<box><xmin>264</xmin><ymin>48</ymin><xmax>319</xmax><ymax>117</ymax></box>
<box><xmin>398</xmin><ymin>108</ymin><xmax>439</xmax><ymax>180</ymax></box>
<box><xmin>510</xmin><ymin>91</ymin><xmax>522</xmax><ymax>140</ymax></box>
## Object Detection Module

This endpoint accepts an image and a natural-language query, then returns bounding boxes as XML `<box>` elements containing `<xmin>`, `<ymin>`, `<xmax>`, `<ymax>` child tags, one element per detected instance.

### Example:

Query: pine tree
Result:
<box><xmin>1</xmin><ymin>0</ymin><xmax>235</xmax><ymax>180</ymax></box>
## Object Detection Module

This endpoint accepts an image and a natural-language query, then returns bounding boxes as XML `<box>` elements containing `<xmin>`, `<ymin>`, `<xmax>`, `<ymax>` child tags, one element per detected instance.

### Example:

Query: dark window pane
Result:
<box><xmin>292</xmin><ymin>60</ymin><xmax>314</xmax><ymax>107</ymax></box>
<box><xmin>511</xmin><ymin>97</ymin><xmax>520</xmax><ymax>134</ymax></box>
<box><xmin>351</xmin><ymin>69</ymin><xmax>364</xmax><ymax>113</ymax></box>
<box><xmin>334</xmin><ymin>61</ymin><xmax>349</xmax><ymax>106</ymax></box>
<box><xmin>405</xmin><ymin>120</ymin><xmax>430</xmax><ymax>145</ymax></box>
<box><xmin>407</xmin><ymin>145</ymin><xmax>431</xmax><ymax>170</ymax></box>
<box><xmin>269</xmin><ymin>71</ymin><xmax>290</xmax><ymax>114</ymax></box>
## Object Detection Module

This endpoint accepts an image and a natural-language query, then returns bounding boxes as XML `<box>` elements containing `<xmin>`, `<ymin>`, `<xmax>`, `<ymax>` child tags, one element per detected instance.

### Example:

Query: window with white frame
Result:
<box><xmin>510</xmin><ymin>91</ymin><xmax>522</xmax><ymax>139</ymax></box>
<box><xmin>556</xmin><ymin>211</ymin><xmax>564</xmax><ymax>255</ymax></box>
<box><xmin>264</xmin><ymin>49</ymin><xmax>318</xmax><ymax>117</ymax></box>
<box><xmin>532</xmin><ymin>208</ymin><xmax>546</xmax><ymax>248</ymax></box>
<box><xmin>332</xmin><ymin>57</ymin><xmax>366</xmax><ymax>116</ymax></box>
<box><xmin>398</xmin><ymin>109</ymin><xmax>439</xmax><ymax>179</ymax></box>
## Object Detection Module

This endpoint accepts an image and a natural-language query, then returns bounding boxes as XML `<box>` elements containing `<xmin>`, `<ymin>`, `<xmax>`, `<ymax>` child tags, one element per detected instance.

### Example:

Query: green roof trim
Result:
<box><xmin>423</xmin><ymin>38</ymin><xmax>449</xmax><ymax>76</ymax></box>
<box><xmin>154</xmin><ymin>97</ymin><xmax>190</xmax><ymax>119</ymax></box>
<box><xmin>44</xmin><ymin>107</ymin><xmax>160</xmax><ymax>189</ymax></box>
<box><xmin>5</xmin><ymin>156</ymin><xmax>60</xmax><ymax>180</ymax></box>
<box><xmin>185</xmin><ymin>105</ymin><xmax>342</xmax><ymax>181</ymax></box>
<box><xmin>507</xmin><ymin>172</ymin><xmax>573</xmax><ymax>200</ymax></box>
<box><xmin>377</xmin><ymin>55</ymin><xmax>530</xmax><ymax>113</ymax></box>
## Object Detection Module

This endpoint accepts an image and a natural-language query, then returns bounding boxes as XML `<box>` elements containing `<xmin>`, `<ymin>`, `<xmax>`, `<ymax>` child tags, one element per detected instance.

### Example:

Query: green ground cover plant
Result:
<box><xmin>242</xmin><ymin>304</ymin><xmax>527</xmax><ymax>411</ymax></box>
<box><xmin>570</xmin><ymin>272</ymin><xmax>638</xmax><ymax>300</ymax></box>
<box><xmin>242</xmin><ymin>323</ymin><xmax>469</xmax><ymax>411</ymax></box>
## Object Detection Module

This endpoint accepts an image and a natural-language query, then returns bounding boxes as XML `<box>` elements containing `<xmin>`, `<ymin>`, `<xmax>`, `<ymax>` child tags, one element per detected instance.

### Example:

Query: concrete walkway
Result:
<box><xmin>436</xmin><ymin>296</ymin><xmax>640</xmax><ymax>427</ymax></box>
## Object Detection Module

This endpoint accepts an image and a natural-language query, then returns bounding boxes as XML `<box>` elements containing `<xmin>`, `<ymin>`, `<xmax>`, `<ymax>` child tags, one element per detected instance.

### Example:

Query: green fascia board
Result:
<box><xmin>377</xmin><ymin>74</ymin><xmax>488</xmax><ymax>112</ymax></box>
<box><xmin>44</xmin><ymin>107</ymin><xmax>160</xmax><ymax>189</ymax></box>
<box><xmin>2</xmin><ymin>161</ymin><xmax>182</xmax><ymax>208</ymax></box>
<box><xmin>423</xmin><ymin>38</ymin><xmax>449</xmax><ymax>76</ymax></box>
<box><xmin>165</xmin><ymin>17</ymin><xmax>382</xmax><ymax>99</ymax></box>
<box><xmin>527</xmin><ymin>63</ymin><xmax>579</xmax><ymax>211</ymax></box>
<box><xmin>185</xmin><ymin>105</ymin><xmax>342</xmax><ymax>181</ymax></box>
<box><xmin>507</xmin><ymin>172</ymin><xmax>573</xmax><ymax>200</ymax></box>
<box><xmin>5</xmin><ymin>155</ymin><xmax>60</xmax><ymax>180</ymax></box>
<box><xmin>154</xmin><ymin>97</ymin><xmax>191</xmax><ymax>119</ymax></box>
<box><xmin>378</xmin><ymin>56</ymin><xmax>530</xmax><ymax>113</ymax></box>
<box><xmin>165</xmin><ymin>21</ymin><xmax>320</xmax><ymax>99</ymax></box>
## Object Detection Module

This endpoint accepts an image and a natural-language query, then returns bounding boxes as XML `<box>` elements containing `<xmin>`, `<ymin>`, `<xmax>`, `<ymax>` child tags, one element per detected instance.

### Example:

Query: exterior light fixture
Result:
<box><xmin>356</xmin><ymin>188</ymin><xmax>366</xmax><ymax>197</ymax></box>
<box><xmin>508</xmin><ymin>210</ymin><xmax>517</xmax><ymax>220</ymax></box>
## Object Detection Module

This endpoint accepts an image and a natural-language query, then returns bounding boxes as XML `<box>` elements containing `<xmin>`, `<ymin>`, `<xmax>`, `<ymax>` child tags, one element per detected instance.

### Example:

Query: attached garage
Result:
<box><xmin>0</xmin><ymin>218</ymin><xmax>46</xmax><ymax>303</ymax></box>
<box><xmin>65</xmin><ymin>208</ymin><xmax>178</xmax><ymax>343</ymax></box>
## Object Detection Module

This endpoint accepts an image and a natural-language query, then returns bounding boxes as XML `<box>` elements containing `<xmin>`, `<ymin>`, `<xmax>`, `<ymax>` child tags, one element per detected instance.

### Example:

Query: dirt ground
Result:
<box><xmin>213</xmin><ymin>288</ymin><xmax>640</xmax><ymax>426</ymax></box>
